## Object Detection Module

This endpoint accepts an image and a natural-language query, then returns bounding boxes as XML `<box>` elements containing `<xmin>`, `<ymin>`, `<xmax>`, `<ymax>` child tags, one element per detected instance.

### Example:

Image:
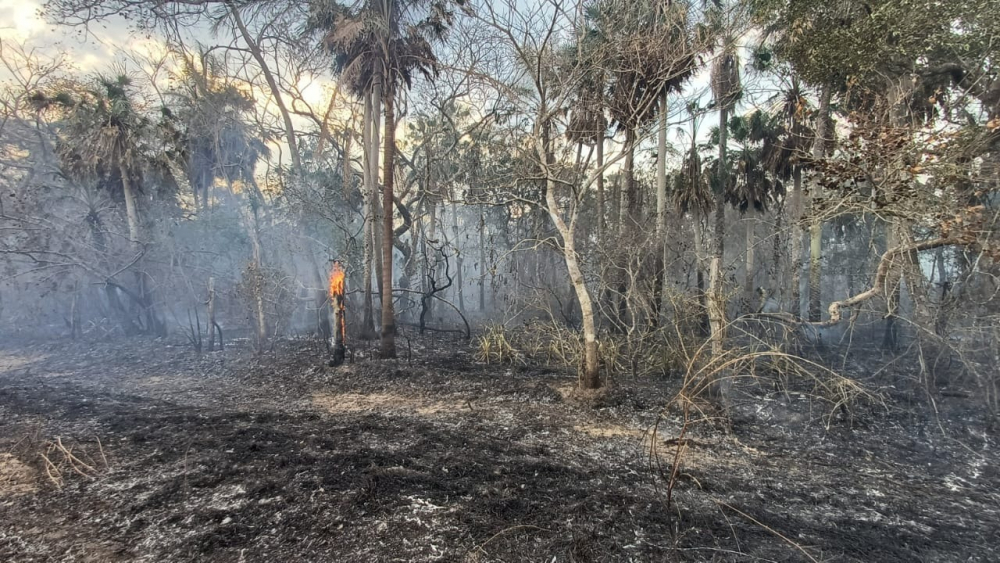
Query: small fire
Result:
<box><xmin>329</xmin><ymin>261</ymin><xmax>346</xmax><ymax>343</ymax></box>
<box><xmin>329</xmin><ymin>262</ymin><xmax>345</xmax><ymax>300</ymax></box>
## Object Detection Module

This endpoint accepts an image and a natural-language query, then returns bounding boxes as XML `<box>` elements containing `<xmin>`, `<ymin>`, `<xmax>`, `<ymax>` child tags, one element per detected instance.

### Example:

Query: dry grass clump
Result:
<box><xmin>474</xmin><ymin>323</ymin><xmax>524</xmax><ymax>365</ymax></box>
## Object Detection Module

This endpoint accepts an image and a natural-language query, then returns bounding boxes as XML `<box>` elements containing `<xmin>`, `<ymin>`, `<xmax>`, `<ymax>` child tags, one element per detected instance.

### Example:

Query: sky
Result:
<box><xmin>0</xmin><ymin>1</ymin><xmax>162</xmax><ymax>72</ymax></box>
<box><xmin>1</xmin><ymin>0</ymin><xmax>781</xmax><ymax>179</ymax></box>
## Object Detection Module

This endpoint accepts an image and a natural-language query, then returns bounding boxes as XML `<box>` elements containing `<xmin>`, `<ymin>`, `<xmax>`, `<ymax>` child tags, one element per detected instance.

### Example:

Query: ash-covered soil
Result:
<box><xmin>0</xmin><ymin>335</ymin><xmax>997</xmax><ymax>562</ymax></box>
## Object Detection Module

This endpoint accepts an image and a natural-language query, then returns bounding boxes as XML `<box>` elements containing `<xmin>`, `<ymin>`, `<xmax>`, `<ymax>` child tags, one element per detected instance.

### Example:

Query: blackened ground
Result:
<box><xmin>0</xmin><ymin>335</ymin><xmax>997</xmax><ymax>562</ymax></box>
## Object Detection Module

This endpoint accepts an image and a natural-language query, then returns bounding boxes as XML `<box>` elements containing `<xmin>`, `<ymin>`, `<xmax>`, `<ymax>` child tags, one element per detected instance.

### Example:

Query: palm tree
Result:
<box><xmin>50</xmin><ymin>69</ymin><xmax>168</xmax><ymax>335</ymax></box>
<box><xmin>762</xmin><ymin>80</ymin><xmax>812</xmax><ymax>314</ymax></box>
<box><xmin>708</xmin><ymin>39</ymin><xmax>741</xmax><ymax>360</ymax></box>
<box><xmin>673</xmin><ymin>102</ymin><xmax>712</xmax><ymax>335</ymax></box>
<box><xmin>725</xmin><ymin>109</ymin><xmax>784</xmax><ymax>310</ymax></box>
<box><xmin>164</xmin><ymin>49</ymin><xmax>269</xmax><ymax>212</ymax></box>
<box><xmin>311</xmin><ymin>0</ymin><xmax>461</xmax><ymax>358</ymax></box>
<box><xmin>586</xmin><ymin>0</ymin><xmax>698</xmax><ymax>329</ymax></box>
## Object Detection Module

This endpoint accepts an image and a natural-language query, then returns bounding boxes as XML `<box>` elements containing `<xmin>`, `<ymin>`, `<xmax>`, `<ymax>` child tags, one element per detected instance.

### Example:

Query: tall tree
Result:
<box><xmin>50</xmin><ymin>71</ymin><xmax>171</xmax><ymax>335</ymax></box>
<box><xmin>707</xmin><ymin>40</ymin><xmax>741</xmax><ymax>361</ymax></box>
<box><xmin>312</xmin><ymin>0</ymin><xmax>462</xmax><ymax>358</ymax></box>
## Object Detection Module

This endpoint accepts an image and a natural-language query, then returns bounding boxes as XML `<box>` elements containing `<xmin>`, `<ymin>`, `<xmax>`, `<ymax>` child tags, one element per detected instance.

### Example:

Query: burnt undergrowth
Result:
<box><xmin>0</xmin><ymin>335</ymin><xmax>997</xmax><ymax>562</ymax></box>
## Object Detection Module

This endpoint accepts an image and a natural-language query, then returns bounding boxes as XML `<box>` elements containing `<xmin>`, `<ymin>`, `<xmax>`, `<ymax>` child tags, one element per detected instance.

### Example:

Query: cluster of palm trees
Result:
<box><xmin>308</xmin><ymin>0</ymin><xmax>466</xmax><ymax>358</ymax></box>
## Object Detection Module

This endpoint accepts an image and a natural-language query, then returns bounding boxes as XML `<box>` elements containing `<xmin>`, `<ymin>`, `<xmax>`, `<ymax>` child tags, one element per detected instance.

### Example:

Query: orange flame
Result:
<box><xmin>329</xmin><ymin>262</ymin><xmax>346</xmax><ymax>300</ymax></box>
<box><xmin>329</xmin><ymin>262</ymin><xmax>346</xmax><ymax>343</ymax></box>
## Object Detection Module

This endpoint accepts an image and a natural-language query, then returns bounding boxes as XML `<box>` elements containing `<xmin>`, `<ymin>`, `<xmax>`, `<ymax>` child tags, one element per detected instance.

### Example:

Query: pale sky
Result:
<box><xmin>1</xmin><ymin>0</ymin><xmax>777</xmax><ymax>179</ymax></box>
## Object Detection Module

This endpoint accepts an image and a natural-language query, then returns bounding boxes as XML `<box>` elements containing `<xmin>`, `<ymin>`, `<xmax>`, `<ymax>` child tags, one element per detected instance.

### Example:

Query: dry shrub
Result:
<box><xmin>474</xmin><ymin>323</ymin><xmax>524</xmax><ymax>365</ymax></box>
<box><xmin>475</xmin><ymin>320</ymin><xmax>687</xmax><ymax>383</ymax></box>
<box><xmin>674</xmin><ymin>321</ymin><xmax>886</xmax><ymax>427</ymax></box>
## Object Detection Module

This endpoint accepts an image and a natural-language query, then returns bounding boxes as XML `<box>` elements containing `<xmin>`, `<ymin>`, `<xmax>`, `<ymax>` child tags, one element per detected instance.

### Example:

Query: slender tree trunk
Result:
<box><xmin>622</xmin><ymin>127</ymin><xmax>637</xmax><ymax>227</ymax></box>
<box><xmin>479</xmin><ymin>207</ymin><xmax>486</xmax><ymax>311</ymax></box>
<box><xmin>657</xmin><ymin>91</ymin><xmax>668</xmax><ymax>237</ymax></box>
<box><xmin>596</xmin><ymin>136</ymin><xmax>605</xmax><ymax>241</ymax></box>
<box><xmin>427</xmin><ymin>201</ymin><xmax>437</xmax><ymax>319</ymax></box>
<box><xmin>380</xmin><ymin>84</ymin><xmax>397</xmax><ymax>358</ymax></box>
<box><xmin>808</xmin><ymin>84</ymin><xmax>832</xmax><ymax>322</ymax></box>
<box><xmin>808</xmin><ymin>221</ymin><xmax>822</xmax><ymax>321</ymax></box>
<box><xmin>342</xmin><ymin>129</ymin><xmax>352</xmax><ymax>199</ymax></box>
<box><xmin>770</xmin><ymin>203</ymin><xmax>783</xmax><ymax>304</ymax></box>
<box><xmin>119</xmin><ymin>164</ymin><xmax>141</xmax><ymax>243</ymax></box>
<box><xmin>360</xmin><ymin>90</ymin><xmax>376</xmax><ymax>339</ymax></box>
<box><xmin>789</xmin><ymin>166</ymin><xmax>803</xmax><ymax>317</ymax></box>
<box><xmin>330</xmin><ymin>281</ymin><xmax>346</xmax><ymax>366</ymax></box>
<box><xmin>371</xmin><ymin>78</ymin><xmax>384</xmax><ymax>309</ymax></box>
<box><xmin>610</xmin><ymin>172</ymin><xmax>621</xmax><ymax>236</ymax></box>
<box><xmin>707</xmin><ymin>107</ymin><xmax>728</xmax><ymax>360</ymax></box>
<box><xmin>744</xmin><ymin>217</ymin><xmax>755</xmax><ymax>312</ymax></box>
<box><xmin>120</xmin><ymin>163</ymin><xmax>163</xmax><ymax>335</ymax></box>
<box><xmin>693</xmin><ymin>214</ymin><xmax>709</xmax><ymax>335</ymax></box>
<box><xmin>207</xmin><ymin>276</ymin><xmax>217</xmax><ymax>352</ymax></box>
<box><xmin>452</xmin><ymin>202</ymin><xmax>465</xmax><ymax>313</ymax></box>
<box><xmin>657</xmin><ymin>90</ymin><xmax>669</xmax><ymax>324</ymax></box>
<box><xmin>883</xmin><ymin>225</ymin><xmax>901</xmax><ymax>351</ymax></box>
<box><xmin>545</xmin><ymin>183</ymin><xmax>599</xmax><ymax>389</ymax></box>
<box><xmin>250</xmin><ymin>208</ymin><xmax>267</xmax><ymax>354</ymax></box>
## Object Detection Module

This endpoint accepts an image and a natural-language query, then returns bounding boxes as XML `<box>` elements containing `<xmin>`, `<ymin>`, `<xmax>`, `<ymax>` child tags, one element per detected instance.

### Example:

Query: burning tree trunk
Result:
<box><xmin>328</xmin><ymin>261</ymin><xmax>347</xmax><ymax>366</ymax></box>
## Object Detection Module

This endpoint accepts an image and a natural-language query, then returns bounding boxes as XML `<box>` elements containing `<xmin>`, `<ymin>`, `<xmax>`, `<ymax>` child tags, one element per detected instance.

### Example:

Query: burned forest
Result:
<box><xmin>1</xmin><ymin>0</ymin><xmax>1000</xmax><ymax>561</ymax></box>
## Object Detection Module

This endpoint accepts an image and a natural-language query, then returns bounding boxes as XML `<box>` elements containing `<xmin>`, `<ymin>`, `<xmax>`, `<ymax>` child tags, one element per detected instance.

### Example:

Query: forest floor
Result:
<box><xmin>0</xmin><ymin>334</ymin><xmax>997</xmax><ymax>562</ymax></box>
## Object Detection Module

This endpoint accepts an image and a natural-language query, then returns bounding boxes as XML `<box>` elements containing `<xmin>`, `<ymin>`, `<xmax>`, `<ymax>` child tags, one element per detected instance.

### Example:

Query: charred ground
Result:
<box><xmin>0</xmin><ymin>336</ymin><xmax>997</xmax><ymax>562</ymax></box>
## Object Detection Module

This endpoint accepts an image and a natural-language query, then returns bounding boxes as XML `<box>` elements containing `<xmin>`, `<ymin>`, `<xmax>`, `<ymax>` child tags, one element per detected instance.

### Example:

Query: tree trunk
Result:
<box><xmin>119</xmin><ymin>164</ymin><xmax>141</xmax><ymax>243</ymax></box>
<box><xmin>693</xmin><ymin>214</ymin><xmax>709</xmax><ymax>335</ymax></box>
<box><xmin>380</xmin><ymin>83</ymin><xmax>397</xmax><ymax>358</ymax></box>
<box><xmin>707</xmin><ymin>106</ymin><xmax>728</xmax><ymax>361</ymax></box>
<box><xmin>546</xmin><ymin>182</ymin><xmax>599</xmax><ymax>390</ymax></box>
<box><xmin>121</xmin><ymin>163</ymin><xmax>163</xmax><ymax>336</ymax></box>
<box><xmin>622</xmin><ymin>127</ymin><xmax>638</xmax><ymax>227</ymax></box>
<box><xmin>883</xmin><ymin>224</ymin><xmax>901</xmax><ymax>351</ymax></box>
<box><xmin>789</xmin><ymin>166</ymin><xmax>803</xmax><ymax>317</ymax></box>
<box><xmin>610</xmin><ymin>171</ymin><xmax>621</xmax><ymax>236</ymax></box>
<box><xmin>427</xmin><ymin>201</ymin><xmax>437</xmax><ymax>319</ymax></box>
<box><xmin>371</xmin><ymin>78</ymin><xmax>384</xmax><ymax>310</ymax></box>
<box><xmin>744</xmin><ymin>217</ymin><xmax>755</xmax><ymax>312</ymax></box>
<box><xmin>657</xmin><ymin>89</ymin><xmax>669</xmax><ymax>324</ymax></box>
<box><xmin>808</xmin><ymin>221</ymin><xmax>822</xmax><ymax>321</ymax></box>
<box><xmin>360</xmin><ymin>90</ymin><xmax>377</xmax><ymax>339</ymax></box>
<box><xmin>250</xmin><ymin>208</ymin><xmax>267</xmax><ymax>354</ymax></box>
<box><xmin>770</xmin><ymin>203</ymin><xmax>784</xmax><ymax>306</ymax></box>
<box><xmin>342</xmin><ymin>129</ymin><xmax>353</xmax><ymax>199</ymax></box>
<box><xmin>479</xmin><ymin>207</ymin><xmax>486</xmax><ymax>311</ymax></box>
<box><xmin>452</xmin><ymin>202</ymin><xmax>465</xmax><ymax>313</ymax></box>
<box><xmin>808</xmin><ymin>84</ymin><xmax>832</xmax><ymax>322</ymax></box>
<box><xmin>207</xmin><ymin>276</ymin><xmax>217</xmax><ymax>352</ymax></box>
<box><xmin>330</xmin><ymin>286</ymin><xmax>346</xmax><ymax>366</ymax></box>
<box><xmin>596</xmin><ymin>135</ymin><xmax>605</xmax><ymax>241</ymax></box>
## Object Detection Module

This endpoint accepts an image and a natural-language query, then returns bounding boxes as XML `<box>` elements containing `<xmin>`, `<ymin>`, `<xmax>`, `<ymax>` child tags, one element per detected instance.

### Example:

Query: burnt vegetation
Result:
<box><xmin>1</xmin><ymin>0</ymin><xmax>1000</xmax><ymax>561</ymax></box>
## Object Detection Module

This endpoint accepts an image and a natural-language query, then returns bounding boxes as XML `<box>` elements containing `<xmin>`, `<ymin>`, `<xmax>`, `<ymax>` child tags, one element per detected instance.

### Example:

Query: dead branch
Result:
<box><xmin>815</xmin><ymin>237</ymin><xmax>970</xmax><ymax>327</ymax></box>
